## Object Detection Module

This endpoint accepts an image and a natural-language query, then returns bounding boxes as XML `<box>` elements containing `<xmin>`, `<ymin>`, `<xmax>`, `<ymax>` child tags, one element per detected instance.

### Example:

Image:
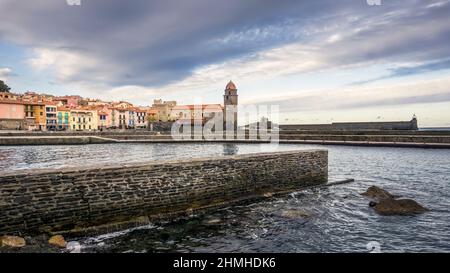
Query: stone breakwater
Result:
<box><xmin>0</xmin><ymin>150</ymin><xmax>327</xmax><ymax>235</ymax></box>
<box><xmin>0</xmin><ymin>136</ymin><xmax>117</xmax><ymax>145</ymax></box>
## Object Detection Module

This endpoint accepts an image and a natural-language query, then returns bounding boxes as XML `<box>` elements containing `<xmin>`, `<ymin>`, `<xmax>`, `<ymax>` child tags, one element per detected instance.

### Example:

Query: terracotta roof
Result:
<box><xmin>0</xmin><ymin>99</ymin><xmax>25</xmax><ymax>105</ymax></box>
<box><xmin>21</xmin><ymin>99</ymin><xmax>45</xmax><ymax>105</ymax></box>
<box><xmin>57</xmin><ymin>106</ymin><xmax>71</xmax><ymax>111</ymax></box>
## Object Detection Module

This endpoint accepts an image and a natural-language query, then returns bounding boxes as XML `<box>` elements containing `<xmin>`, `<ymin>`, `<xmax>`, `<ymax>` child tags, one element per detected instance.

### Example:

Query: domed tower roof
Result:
<box><xmin>225</xmin><ymin>80</ymin><xmax>237</xmax><ymax>90</ymax></box>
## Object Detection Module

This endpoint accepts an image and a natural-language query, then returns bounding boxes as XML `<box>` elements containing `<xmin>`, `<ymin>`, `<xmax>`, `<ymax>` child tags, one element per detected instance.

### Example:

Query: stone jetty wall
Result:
<box><xmin>0</xmin><ymin>150</ymin><xmax>327</xmax><ymax>234</ymax></box>
<box><xmin>280</xmin><ymin>118</ymin><xmax>418</xmax><ymax>131</ymax></box>
<box><xmin>0</xmin><ymin>136</ymin><xmax>118</xmax><ymax>145</ymax></box>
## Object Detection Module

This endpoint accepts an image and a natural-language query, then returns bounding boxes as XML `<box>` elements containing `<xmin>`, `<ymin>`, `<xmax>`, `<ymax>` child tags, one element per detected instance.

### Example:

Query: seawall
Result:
<box><xmin>2</xmin><ymin>133</ymin><xmax>450</xmax><ymax>148</ymax></box>
<box><xmin>0</xmin><ymin>150</ymin><xmax>328</xmax><ymax>235</ymax></box>
<box><xmin>0</xmin><ymin>136</ymin><xmax>118</xmax><ymax>145</ymax></box>
<box><xmin>279</xmin><ymin>119</ymin><xmax>418</xmax><ymax>131</ymax></box>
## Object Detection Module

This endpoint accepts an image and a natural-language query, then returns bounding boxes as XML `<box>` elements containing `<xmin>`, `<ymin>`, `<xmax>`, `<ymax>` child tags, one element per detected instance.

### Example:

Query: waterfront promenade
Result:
<box><xmin>1</xmin><ymin>130</ymin><xmax>450</xmax><ymax>148</ymax></box>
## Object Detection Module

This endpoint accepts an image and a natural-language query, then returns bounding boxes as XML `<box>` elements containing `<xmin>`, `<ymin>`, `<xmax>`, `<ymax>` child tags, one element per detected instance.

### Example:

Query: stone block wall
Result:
<box><xmin>0</xmin><ymin>150</ymin><xmax>328</xmax><ymax>234</ymax></box>
<box><xmin>280</xmin><ymin>119</ymin><xmax>418</xmax><ymax>131</ymax></box>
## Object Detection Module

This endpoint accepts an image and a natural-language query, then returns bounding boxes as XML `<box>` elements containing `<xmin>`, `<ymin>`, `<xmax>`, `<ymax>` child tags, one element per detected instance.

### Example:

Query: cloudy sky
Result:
<box><xmin>1</xmin><ymin>0</ymin><xmax>450</xmax><ymax>126</ymax></box>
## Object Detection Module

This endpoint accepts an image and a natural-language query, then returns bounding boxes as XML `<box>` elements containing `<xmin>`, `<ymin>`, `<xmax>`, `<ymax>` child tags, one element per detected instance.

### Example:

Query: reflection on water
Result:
<box><xmin>1</xmin><ymin>143</ymin><xmax>450</xmax><ymax>252</ymax></box>
<box><xmin>0</xmin><ymin>143</ymin><xmax>300</xmax><ymax>172</ymax></box>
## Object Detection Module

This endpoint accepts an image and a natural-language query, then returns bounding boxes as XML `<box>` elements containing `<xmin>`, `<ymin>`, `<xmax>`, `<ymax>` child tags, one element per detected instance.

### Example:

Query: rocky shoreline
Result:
<box><xmin>1</xmin><ymin>184</ymin><xmax>430</xmax><ymax>253</ymax></box>
<box><xmin>0</xmin><ymin>234</ymin><xmax>68</xmax><ymax>253</ymax></box>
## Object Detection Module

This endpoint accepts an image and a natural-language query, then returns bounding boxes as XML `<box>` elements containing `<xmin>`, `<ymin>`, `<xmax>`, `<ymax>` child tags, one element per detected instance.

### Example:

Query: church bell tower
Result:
<box><xmin>224</xmin><ymin>80</ymin><xmax>238</xmax><ymax>132</ymax></box>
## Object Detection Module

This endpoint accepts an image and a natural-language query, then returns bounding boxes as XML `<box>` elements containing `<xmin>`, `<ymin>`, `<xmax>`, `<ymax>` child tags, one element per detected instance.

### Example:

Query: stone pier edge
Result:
<box><xmin>0</xmin><ymin>149</ymin><xmax>328</xmax><ymax>236</ymax></box>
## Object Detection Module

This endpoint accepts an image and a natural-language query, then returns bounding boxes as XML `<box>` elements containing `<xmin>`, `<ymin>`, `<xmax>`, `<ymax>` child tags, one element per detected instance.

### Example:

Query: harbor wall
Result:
<box><xmin>0</xmin><ymin>150</ymin><xmax>328</xmax><ymax>234</ymax></box>
<box><xmin>2</xmin><ymin>133</ymin><xmax>450</xmax><ymax>146</ymax></box>
<box><xmin>280</xmin><ymin>118</ymin><xmax>418</xmax><ymax>131</ymax></box>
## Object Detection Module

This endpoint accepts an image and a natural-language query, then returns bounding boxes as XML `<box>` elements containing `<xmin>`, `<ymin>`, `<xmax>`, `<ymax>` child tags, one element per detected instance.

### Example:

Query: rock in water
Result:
<box><xmin>361</xmin><ymin>186</ymin><xmax>394</xmax><ymax>200</ymax></box>
<box><xmin>281</xmin><ymin>210</ymin><xmax>311</xmax><ymax>219</ymax></box>
<box><xmin>66</xmin><ymin>241</ymin><xmax>82</xmax><ymax>253</ymax></box>
<box><xmin>373</xmin><ymin>198</ymin><xmax>428</xmax><ymax>216</ymax></box>
<box><xmin>263</xmin><ymin>192</ymin><xmax>274</xmax><ymax>198</ymax></box>
<box><xmin>0</xmin><ymin>236</ymin><xmax>26</xmax><ymax>248</ymax></box>
<box><xmin>205</xmin><ymin>218</ymin><xmax>222</xmax><ymax>225</ymax></box>
<box><xmin>48</xmin><ymin>235</ymin><xmax>67</xmax><ymax>248</ymax></box>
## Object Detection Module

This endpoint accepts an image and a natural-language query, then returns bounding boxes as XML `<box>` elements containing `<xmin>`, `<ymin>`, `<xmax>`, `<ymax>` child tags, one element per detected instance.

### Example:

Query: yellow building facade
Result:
<box><xmin>69</xmin><ymin>109</ymin><xmax>98</xmax><ymax>131</ymax></box>
<box><xmin>57</xmin><ymin>107</ymin><xmax>70</xmax><ymax>131</ymax></box>
<box><xmin>22</xmin><ymin>103</ymin><xmax>46</xmax><ymax>130</ymax></box>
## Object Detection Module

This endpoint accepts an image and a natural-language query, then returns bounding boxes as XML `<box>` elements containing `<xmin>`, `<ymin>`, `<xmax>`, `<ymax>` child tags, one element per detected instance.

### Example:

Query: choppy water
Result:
<box><xmin>1</xmin><ymin>143</ymin><xmax>450</xmax><ymax>252</ymax></box>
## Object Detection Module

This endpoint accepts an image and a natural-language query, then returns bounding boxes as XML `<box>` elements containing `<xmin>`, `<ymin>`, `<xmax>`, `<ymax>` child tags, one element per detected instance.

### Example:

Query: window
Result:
<box><xmin>83</xmin><ymin>125</ymin><xmax>86</xmax><ymax>129</ymax></box>
<box><xmin>40</xmin><ymin>112</ymin><xmax>43</xmax><ymax>116</ymax></box>
<box><xmin>89</xmin><ymin>125</ymin><xmax>91</xmax><ymax>130</ymax></box>
<box><xmin>73</xmin><ymin>125</ymin><xmax>75</xmax><ymax>129</ymax></box>
<box><xmin>73</xmin><ymin>117</ymin><xmax>75</xmax><ymax>122</ymax></box>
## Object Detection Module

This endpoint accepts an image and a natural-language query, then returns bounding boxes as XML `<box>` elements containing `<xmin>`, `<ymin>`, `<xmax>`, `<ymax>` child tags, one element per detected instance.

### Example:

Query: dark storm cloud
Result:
<box><xmin>0</xmin><ymin>0</ymin><xmax>449</xmax><ymax>88</ymax></box>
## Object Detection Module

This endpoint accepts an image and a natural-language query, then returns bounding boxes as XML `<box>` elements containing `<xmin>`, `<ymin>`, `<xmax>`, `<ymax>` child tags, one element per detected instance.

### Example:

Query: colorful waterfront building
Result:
<box><xmin>57</xmin><ymin>106</ymin><xmax>70</xmax><ymax>131</ymax></box>
<box><xmin>34</xmin><ymin>104</ymin><xmax>46</xmax><ymax>130</ymax></box>
<box><xmin>151</xmin><ymin>99</ymin><xmax>177</xmax><ymax>122</ymax></box>
<box><xmin>45</xmin><ymin>102</ymin><xmax>58</xmax><ymax>131</ymax></box>
<box><xmin>0</xmin><ymin>97</ymin><xmax>26</xmax><ymax>130</ymax></box>
<box><xmin>128</xmin><ymin>108</ymin><xmax>136</xmax><ymax>128</ymax></box>
<box><xmin>110</xmin><ymin>108</ymin><xmax>129</xmax><ymax>129</ymax></box>
<box><xmin>98</xmin><ymin>109</ymin><xmax>111</xmax><ymax>130</ymax></box>
<box><xmin>69</xmin><ymin>108</ymin><xmax>98</xmax><ymax>131</ymax></box>
<box><xmin>22</xmin><ymin>101</ymin><xmax>46</xmax><ymax>130</ymax></box>
<box><xmin>135</xmin><ymin>108</ymin><xmax>147</xmax><ymax>129</ymax></box>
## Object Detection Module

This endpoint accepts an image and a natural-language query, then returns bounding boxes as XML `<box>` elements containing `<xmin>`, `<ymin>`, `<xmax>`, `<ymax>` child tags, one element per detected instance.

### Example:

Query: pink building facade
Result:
<box><xmin>98</xmin><ymin>108</ymin><xmax>112</xmax><ymax>129</ymax></box>
<box><xmin>0</xmin><ymin>100</ymin><xmax>26</xmax><ymax>129</ymax></box>
<box><xmin>110</xmin><ymin>108</ymin><xmax>129</xmax><ymax>129</ymax></box>
<box><xmin>0</xmin><ymin>100</ymin><xmax>25</xmax><ymax>119</ymax></box>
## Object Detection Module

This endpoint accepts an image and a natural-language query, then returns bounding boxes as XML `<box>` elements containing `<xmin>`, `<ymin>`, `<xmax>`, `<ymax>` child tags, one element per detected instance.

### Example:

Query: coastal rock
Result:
<box><xmin>66</xmin><ymin>241</ymin><xmax>82</xmax><ymax>253</ymax></box>
<box><xmin>281</xmin><ymin>209</ymin><xmax>311</xmax><ymax>219</ymax></box>
<box><xmin>48</xmin><ymin>235</ymin><xmax>67</xmax><ymax>248</ymax></box>
<box><xmin>205</xmin><ymin>218</ymin><xmax>222</xmax><ymax>225</ymax></box>
<box><xmin>373</xmin><ymin>198</ymin><xmax>428</xmax><ymax>216</ymax></box>
<box><xmin>0</xmin><ymin>236</ymin><xmax>26</xmax><ymax>248</ymax></box>
<box><xmin>361</xmin><ymin>186</ymin><xmax>394</xmax><ymax>200</ymax></box>
<box><xmin>263</xmin><ymin>192</ymin><xmax>274</xmax><ymax>198</ymax></box>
